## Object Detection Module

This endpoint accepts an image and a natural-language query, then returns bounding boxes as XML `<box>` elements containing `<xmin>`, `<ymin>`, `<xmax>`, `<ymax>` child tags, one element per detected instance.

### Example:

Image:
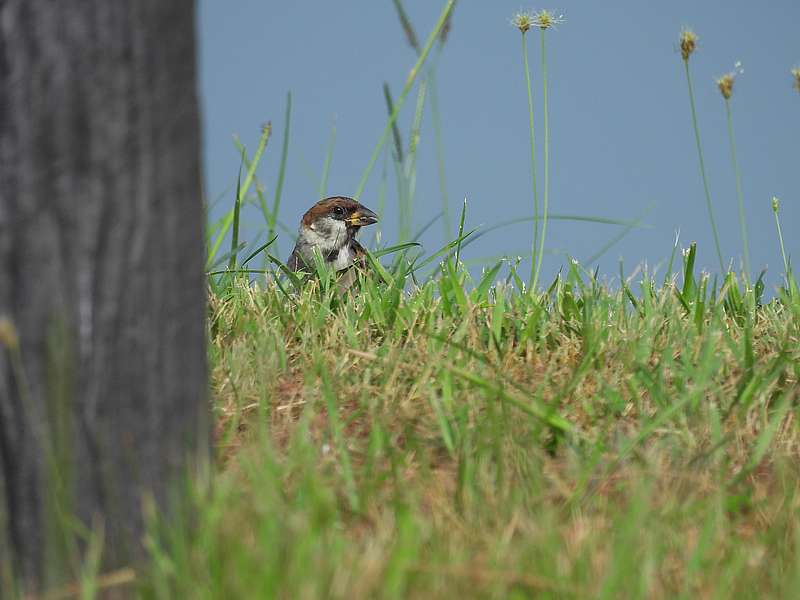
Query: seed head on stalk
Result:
<box><xmin>716</xmin><ymin>62</ymin><xmax>743</xmax><ymax>100</ymax></box>
<box><xmin>533</xmin><ymin>9</ymin><xmax>564</xmax><ymax>30</ymax></box>
<box><xmin>680</xmin><ymin>29</ymin><xmax>698</xmax><ymax>61</ymax></box>
<box><xmin>511</xmin><ymin>10</ymin><xmax>535</xmax><ymax>34</ymax></box>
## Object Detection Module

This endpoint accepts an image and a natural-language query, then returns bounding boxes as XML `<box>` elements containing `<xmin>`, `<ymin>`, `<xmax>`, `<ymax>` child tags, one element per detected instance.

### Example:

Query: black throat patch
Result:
<box><xmin>325</xmin><ymin>248</ymin><xmax>341</xmax><ymax>262</ymax></box>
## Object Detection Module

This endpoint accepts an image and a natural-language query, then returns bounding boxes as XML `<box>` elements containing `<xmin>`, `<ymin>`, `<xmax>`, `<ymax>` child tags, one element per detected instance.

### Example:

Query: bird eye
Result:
<box><xmin>332</xmin><ymin>206</ymin><xmax>345</xmax><ymax>217</ymax></box>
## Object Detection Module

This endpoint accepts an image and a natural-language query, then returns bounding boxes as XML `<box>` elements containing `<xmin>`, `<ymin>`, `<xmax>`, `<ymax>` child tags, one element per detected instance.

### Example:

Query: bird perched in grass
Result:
<box><xmin>288</xmin><ymin>196</ymin><xmax>378</xmax><ymax>286</ymax></box>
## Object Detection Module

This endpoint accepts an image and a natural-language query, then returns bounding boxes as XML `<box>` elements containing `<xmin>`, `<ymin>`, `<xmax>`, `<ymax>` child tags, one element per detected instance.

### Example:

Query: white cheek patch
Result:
<box><xmin>303</xmin><ymin>217</ymin><xmax>347</xmax><ymax>253</ymax></box>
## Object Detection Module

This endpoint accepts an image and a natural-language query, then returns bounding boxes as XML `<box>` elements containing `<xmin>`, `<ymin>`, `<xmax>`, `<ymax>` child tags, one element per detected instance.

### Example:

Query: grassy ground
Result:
<box><xmin>141</xmin><ymin>252</ymin><xmax>800</xmax><ymax>598</ymax></box>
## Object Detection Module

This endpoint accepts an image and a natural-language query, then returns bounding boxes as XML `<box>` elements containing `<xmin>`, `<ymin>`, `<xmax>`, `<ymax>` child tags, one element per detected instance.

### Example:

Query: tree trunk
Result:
<box><xmin>0</xmin><ymin>0</ymin><xmax>209</xmax><ymax>592</ymax></box>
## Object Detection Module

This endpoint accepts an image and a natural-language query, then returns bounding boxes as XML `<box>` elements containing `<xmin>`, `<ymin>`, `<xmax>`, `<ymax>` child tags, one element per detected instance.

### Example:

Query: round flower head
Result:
<box><xmin>717</xmin><ymin>61</ymin><xmax>743</xmax><ymax>100</ymax></box>
<box><xmin>534</xmin><ymin>10</ymin><xmax>565</xmax><ymax>30</ymax></box>
<box><xmin>511</xmin><ymin>11</ymin><xmax>534</xmax><ymax>34</ymax></box>
<box><xmin>680</xmin><ymin>29</ymin><xmax>697</xmax><ymax>61</ymax></box>
<box><xmin>717</xmin><ymin>74</ymin><xmax>733</xmax><ymax>99</ymax></box>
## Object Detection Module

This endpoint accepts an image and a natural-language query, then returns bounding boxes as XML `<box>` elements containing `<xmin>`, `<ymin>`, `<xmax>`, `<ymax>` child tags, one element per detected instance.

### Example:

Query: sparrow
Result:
<box><xmin>287</xmin><ymin>196</ymin><xmax>378</xmax><ymax>284</ymax></box>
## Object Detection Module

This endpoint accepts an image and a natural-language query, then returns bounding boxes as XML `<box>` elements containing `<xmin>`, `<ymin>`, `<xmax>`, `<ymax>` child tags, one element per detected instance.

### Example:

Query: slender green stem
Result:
<box><xmin>429</xmin><ymin>64</ymin><xmax>452</xmax><ymax>240</ymax></box>
<box><xmin>382</xmin><ymin>82</ymin><xmax>405</xmax><ymax>164</ymax></box>
<box><xmin>318</xmin><ymin>117</ymin><xmax>337</xmax><ymax>199</ymax></box>
<box><xmin>772</xmin><ymin>199</ymin><xmax>789</xmax><ymax>280</ymax></box>
<box><xmin>724</xmin><ymin>98</ymin><xmax>749</xmax><ymax>279</ymax></box>
<box><xmin>403</xmin><ymin>79</ymin><xmax>427</xmax><ymax>241</ymax></box>
<box><xmin>354</xmin><ymin>0</ymin><xmax>456</xmax><ymax>201</ymax></box>
<box><xmin>583</xmin><ymin>203</ymin><xmax>656</xmax><ymax>265</ymax></box>
<box><xmin>391</xmin><ymin>0</ymin><xmax>421</xmax><ymax>52</ymax></box>
<box><xmin>389</xmin><ymin>4</ymin><xmax>451</xmax><ymax>239</ymax></box>
<box><xmin>381</xmin><ymin>82</ymin><xmax>408</xmax><ymax>241</ymax></box>
<box><xmin>532</xmin><ymin>29</ymin><xmax>550</xmax><ymax>294</ymax></box>
<box><xmin>521</xmin><ymin>32</ymin><xmax>540</xmax><ymax>289</ymax></box>
<box><xmin>391</xmin><ymin>154</ymin><xmax>406</xmax><ymax>243</ymax></box>
<box><xmin>228</xmin><ymin>163</ymin><xmax>243</xmax><ymax>272</ymax></box>
<box><xmin>392</xmin><ymin>0</ymin><xmax>451</xmax><ymax>239</ymax></box>
<box><xmin>371</xmin><ymin>146</ymin><xmax>389</xmax><ymax>247</ymax></box>
<box><xmin>683</xmin><ymin>60</ymin><xmax>724</xmax><ymax>273</ymax></box>
<box><xmin>208</xmin><ymin>125</ymin><xmax>271</xmax><ymax>270</ymax></box>
<box><xmin>270</xmin><ymin>91</ymin><xmax>292</xmax><ymax>242</ymax></box>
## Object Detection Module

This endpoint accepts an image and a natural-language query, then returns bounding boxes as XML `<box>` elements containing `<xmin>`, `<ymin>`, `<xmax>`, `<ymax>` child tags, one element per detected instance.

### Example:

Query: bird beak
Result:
<box><xmin>346</xmin><ymin>206</ymin><xmax>378</xmax><ymax>227</ymax></box>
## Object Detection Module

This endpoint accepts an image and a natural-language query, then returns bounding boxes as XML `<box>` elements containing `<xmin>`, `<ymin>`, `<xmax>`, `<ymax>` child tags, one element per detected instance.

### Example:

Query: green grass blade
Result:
<box><xmin>373</xmin><ymin>242</ymin><xmax>422</xmax><ymax>259</ymax></box>
<box><xmin>429</xmin><ymin>67</ymin><xmax>451</xmax><ymax>240</ymax></box>
<box><xmin>317</xmin><ymin>361</ymin><xmax>360</xmax><ymax>512</ymax></box>
<box><xmin>583</xmin><ymin>203</ymin><xmax>656</xmax><ymax>265</ymax></box>
<box><xmin>411</xmin><ymin>212</ymin><xmax>443</xmax><ymax>243</ymax></box>
<box><xmin>730</xmin><ymin>391</ymin><xmax>792</xmax><ymax>487</ymax></box>
<box><xmin>382</xmin><ymin>83</ymin><xmax>405</xmax><ymax>164</ymax></box>
<box><xmin>354</xmin><ymin>0</ymin><xmax>456</xmax><ymax>200</ymax></box>
<box><xmin>448</xmin><ymin>366</ymin><xmax>576</xmax><ymax>434</ymax></box>
<box><xmin>454</xmin><ymin>196</ymin><xmax>467</xmax><ymax>265</ymax></box>
<box><xmin>207</xmin><ymin>124</ymin><xmax>272</xmax><ymax>269</ymax></box>
<box><xmin>227</xmin><ymin>162</ymin><xmax>244</xmax><ymax>271</ymax></box>
<box><xmin>724</xmin><ymin>98</ymin><xmax>749</xmax><ymax>277</ymax></box>
<box><xmin>409</xmin><ymin>226</ymin><xmax>478</xmax><ymax>274</ymax></box>
<box><xmin>391</xmin><ymin>0</ymin><xmax>421</xmax><ymax>52</ymax></box>
<box><xmin>241</xmin><ymin>235</ymin><xmax>279</xmax><ymax>267</ymax></box>
<box><xmin>318</xmin><ymin>117</ymin><xmax>337</xmax><ymax>199</ymax></box>
<box><xmin>270</xmin><ymin>91</ymin><xmax>292</xmax><ymax>240</ymax></box>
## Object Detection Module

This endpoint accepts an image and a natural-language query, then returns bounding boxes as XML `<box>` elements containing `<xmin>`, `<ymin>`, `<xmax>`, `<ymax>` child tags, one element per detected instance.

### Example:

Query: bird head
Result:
<box><xmin>298</xmin><ymin>196</ymin><xmax>378</xmax><ymax>254</ymax></box>
<box><xmin>288</xmin><ymin>196</ymin><xmax>378</xmax><ymax>275</ymax></box>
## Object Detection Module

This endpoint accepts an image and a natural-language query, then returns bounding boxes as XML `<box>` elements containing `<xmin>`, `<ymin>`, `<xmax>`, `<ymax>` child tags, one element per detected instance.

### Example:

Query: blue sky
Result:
<box><xmin>198</xmin><ymin>1</ymin><xmax>798</xmax><ymax>288</ymax></box>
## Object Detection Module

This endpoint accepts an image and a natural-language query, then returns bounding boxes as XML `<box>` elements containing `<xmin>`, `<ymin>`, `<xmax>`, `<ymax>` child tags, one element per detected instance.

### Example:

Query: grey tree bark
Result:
<box><xmin>0</xmin><ymin>1</ymin><xmax>209</xmax><ymax>593</ymax></box>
